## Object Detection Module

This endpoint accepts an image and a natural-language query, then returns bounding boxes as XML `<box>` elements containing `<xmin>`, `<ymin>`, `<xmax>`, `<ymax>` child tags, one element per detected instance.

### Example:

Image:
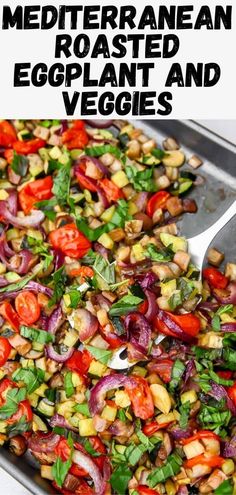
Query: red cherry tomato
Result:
<box><xmin>62</xmin><ymin>121</ymin><xmax>89</xmax><ymax>150</ymax></box>
<box><xmin>99</xmin><ymin>178</ymin><xmax>124</xmax><ymax>203</ymax></box>
<box><xmin>55</xmin><ymin>437</ymin><xmax>71</xmax><ymax>462</ymax></box>
<box><xmin>88</xmin><ymin>436</ymin><xmax>107</xmax><ymax>471</ymax></box>
<box><xmin>66</xmin><ymin>349</ymin><xmax>92</xmax><ymax>375</ymax></box>
<box><xmin>0</xmin><ymin>301</ymin><xmax>20</xmax><ymax>332</ymax></box>
<box><xmin>142</xmin><ymin>421</ymin><xmax>171</xmax><ymax>437</ymax></box>
<box><xmin>217</xmin><ymin>370</ymin><xmax>232</xmax><ymax>380</ymax></box>
<box><xmin>184</xmin><ymin>454</ymin><xmax>224</xmax><ymax>469</ymax></box>
<box><xmin>6</xmin><ymin>399</ymin><xmax>33</xmax><ymax>424</ymax></box>
<box><xmin>137</xmin><ymin>486</ymin><xmax>160</xmax><ymax>495</ymax></box>
<box><xmin>0</xmin><ymin>378</ymin><xmax>16</xmax><ymax>406</ymax></box>
<box><xmin>227</xmin><ymin>383</ymin><xmax>236</xmax><ymax>406</ymax></box>
<box><xmin>49</xmin><ymin>223</ymin><xmax>91</xmax><ymax>259</ymax></box>
<box><xmin>0</xmin><ymin>337</ymin><xmax>12</xmax><ymax>367</ymax></box>
<box><xmin>203</xmin><ymin>267</ymin><xmax>229</xmax><ymax>290</ymax></box>
<box><xmin>13</xmin><ymin>138</ymin><xmax>46</xmax><ymax>155</ymax></box>
<box><xmin>125</xmin><ymin>376</ymin><xmax>154</xmax><ymax>420</ymax></box>
<box><xmin>149</xmin><ymin>359</ymin><xmax>174</xmax><ymax>383</ymax></box>
<box><xmin>154</xmin><ymin>312</ymin><xmax>201</xmax><ymax>340</ymax></box>
<box><xmin>0</xmin><ymin>121</ymin><xmax>17</xmax><ymax>148</ymax></box>
<box><xmin>15</xmin><ymin>291</ymin><xmax>40</xmax><ymax>325</ymax></box>
<box><xmin>146</xmin><ymin>191</ymin><xmax>170</xmax><ymax>217</ymax></box>
<box><xmin>19</xmin><ymin>176</ymin><xmax>53</xmax><ymax>214</ymax></box>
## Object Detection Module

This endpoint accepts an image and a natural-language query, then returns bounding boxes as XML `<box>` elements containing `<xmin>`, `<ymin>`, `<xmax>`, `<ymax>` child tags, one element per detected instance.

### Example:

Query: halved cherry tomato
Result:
<box><xmin>203</xmin><ymin>267</ymin><xmax>229</xmax><ymax>290</ymax></box>
<box><xmin>4</xmin><ymin>149</ymin><xmax>14</xmax><ymax>164</ymax></box>
<box><xmin>6</xmin><ymin>399</ymin><xmax>33</xmax><ymax>424</ymax></box>
<box><xmin>217</xmin><ymin>370</ymin><xmax>232</xmax><ymax>380</ymax></box>
<box><xmin>138</xmin><ymin>299</ymin><xmax>149</xmax><ymax>314</ymax></box>
<box><xmin>125</xmin><ymin>376</ymin><xmax>154</xmax><ymax>420</ymax></box>
<box><xmin>148</xmin><ymin>359</ymin><xmax>174</xmax><ymax>383</ymax></box>
<box><xmin>69</xmin><ymin>266</ymin><xmax>94</xmax><ymax>279</ymax></box>
<box><xmin>70</xmin><ymin>463</ymin><xmax>87</xmax><ymax>477</ymax></box>
<box><xmin>227</xmin><ymin>383</ymin><xmax>236</xmax><ymax>406</ymax></box>
<box><xmin>0</xmin><ymin>378</ymin><xmax>16</xmax><ymax>406</ymax></box>
<box><xmin>184</xmin><ymin>454</ymin><xmax>224</xmax><ymax>469</ymax></box>
<box><xmin>146</xmin><ymin>191</ymin><xmax>170</xmax><ymax>217</ymax></box>
<box><xmin>66</xmin><ymin>349</ymin><xmax>92</xmax><ymax>375</ymax></box>
<box><xmin>49</xmin><ymin>223</ymin><xmax>91</xmax><ymax>259</ymax></box>
<box><xmin>99</xmin><ymin>178</ymin><xmax>124</xmax><ymax>203</ymax></box>
<box><xmin>75</xmin><ymin>163</ymin><xmax>98</xmax><ymax>192</ymax></box>
<box><xmin>154</xmin><ymin>312</ymin><xmax>200</xmax><ymax>339</ymax></box>
<box><xmin>75</xmin><ymin>481</ymin><xmax>94</xmax><ymax>495</ymax></box>
<box><xmin>13</xmin><ymin>138</ymin><xmax>46</xmax><ymax>155</ymax></box>
<box><xmin>142</xmin><ymin>421</ymin><xmax>171</xmax><ymax>437</ymax></box>
<box><xmin>62</xmin><ymin>121</ymin><xmax>89</xmax><ymax>150</ymax></box>
<box><xmin>99</xmin><ymin>326</ymin><xmax>124</xmax><ymax>349</ymax></box>
<box><xmin>0</xmin><ymin>301</ymin><xmax>20</xmax><ymax>332</ymax></box>
<box><xmin>55</xmin><ymin>437</ymin><xmax>71</xmax><ymax>462</ymax></box>
<box><xmin>137</xmin><ymin>486</ymin><xmax>160</xmax><ymax>495</ymax></box>
<box><xmin>0</xmin><ymin>121</ymin><xmax>17</xmax><ymax>148</ymax></box>
<box><xmin>19</xmin><ymin>176</ymin><xmax>53</xmax><ymax>214</ymax></box>
<box><xmin>15</xmin><ymin>291</ymin><xmax>40</xmax><ymax>325</ymax></box>
<box><xmin>0</xmin><ymin>337</ymin><xmax>12</xmax><ymax>367</ymax></box>
<box><xmin>88</xmin><ymin>436</ymin><xmax>107</xmax><ymax>471</ymax></box>
<box><xmin>182</xmin><ymin>430</ymin><xmax>220</xmax><ymax>445</ymax></box>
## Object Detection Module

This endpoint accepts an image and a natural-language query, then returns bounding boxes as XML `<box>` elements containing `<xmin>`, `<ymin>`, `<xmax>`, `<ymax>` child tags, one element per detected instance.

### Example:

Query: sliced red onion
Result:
<box><xmin>0</xmin><ymin>277</ymin><xmax>8</xmax><ymax>288</ymax></box>
<box><xmin>134</xmin><ymin>192</ymin><xmax>149</xmax><ymax>212</ymax></box>
<box><xmin>94</xmin><ymin>242</ymin><xmax>109</xmax><ymax>260</ymax></box>
<box><xmin>53</xmin><ymin>249</ymin><xmax>65</xmax><ymax>271</ymax></box>
<box><xmin>222</xmin><ymin>435</ymin><xmax>236</xmax><ymax>458</ymax></box>
<box><xmin>68</xmin><ymin>308</ymin><xmax>98</xmax><ymax>342</ymax></box>
<box><xmin>80</xmin><ymin>155</ymin><xmax>110</xmax><ymax>177</ymax></box>
<box><xmin>97</xmin><ymin>189</ymin><xmax>110</xmax><ymax>209</ymax></box>
<box><xmin>85</xmin><ymin>119</ymin><xmax>113</xmax><ymax>129</ymax></box>
<box><xmin>144</xmin><ymin>289</ymin><xmax>158</xmax><ymax>321</ymax></box>
<box><xmin>213</xmin><ymin>282</ymin><xmax>236</xmax><ymax>305</ymax></box>
<box><xmin>221</xmin><ymin>322</ymin><xmax>236</xmax><ymax>333</ymax></box>
<box><xmin>156</xmin><ymin>309</ymin><xmax>196</xmax><ymax>343</ymax></box>
<box><xmin>58</xmin><ymin>119</ymin><xmax>68</xmax><ymax>135</ymax></box>
<box><xmin>0</xmin><ymin>237</ymin><xmax>34</xmax><ymax>274</ymax></box>
<box><xmin>94</xmin><ymin>294</ymin><xmax>112</xmax><ymax>311</ymax></box>
<box><xmin>7</xmin><ymin>189</ymin><xmax>18</xmax><ymax>216</ymax></box>
<box><xmin>49</xmin><ymin>414</ymin><xmax>78</xmax><ymax>433</ymax></box>
<box><xmin>118</xmin><ymin>259</ymin><xmax>152</xmax><ymax>276</ymax></box>
<box><xmin>209</xmin><ymin>382</ymin><xmax>236</xmax><ymax>415</ymax></box>
<box><xmin>47</xmin><ymin>306</ymin><xmax>63</xmax><ymax>335</ymax></box>
<box><xmin>8</xmin><ymin>167</ymin><xmax>21</xmax><ymax>185</ymax></box>
<box><xmin>72</xmin><ymin>450</ymin><xmax>106</xmax><ymax>495</ymax></box>
<box><xmin>0</xmin><ymin>201</ymin><xmax>45</xmax><ymax>228</ymax></box>
<box><xmin>28</xmin><ymin>432</ymin><xmax>60</xmax><ymax>454</ymax></box>
<box><xmin>109</xmin><ymin>419</ymin><xmax>134</xmax><ymax>438</ymax></box>
<box><xmin>46</xmin><ymin>344</ymin><xmax>74</xmax><ymax>363</ymax></box>
<box><xmin>136</xmin><ymin>272</ymin><xmax>158</xmax><ymax>290</ymax></box>
<box><xmin>124</xmin><ymin>312</ymin><xmax>151</xmax><ymax>356</ymax></box>
<box><xmin>183</xmin><ymin>359</ymin><xmax>196</xmax><ymax>384</ymax></box>
<box><xmin>198</xmin><ymin>301</ymin><xmax>219</xmax><ymax>311</ymax></box>
<box><xmin>26</xmin><ymin>281</ymin><xmax>53</xmax><ymax>297</ymax></box>
<box><xmin>89</xmin><ymin>374</ymin><xmax>133</xmax><ymax>415</ymax></box>
<box><xmin>170</xmin><ymin>428</ymin><xmax>193</xmax><ymax>440</ymax></box>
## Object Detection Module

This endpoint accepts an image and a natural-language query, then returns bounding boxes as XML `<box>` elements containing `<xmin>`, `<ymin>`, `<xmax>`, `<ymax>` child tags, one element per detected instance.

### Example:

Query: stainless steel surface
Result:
<box><xmin>0</xmin><ymin>119</ymin><xmax>236</xmax><ymax>495</ymax></box>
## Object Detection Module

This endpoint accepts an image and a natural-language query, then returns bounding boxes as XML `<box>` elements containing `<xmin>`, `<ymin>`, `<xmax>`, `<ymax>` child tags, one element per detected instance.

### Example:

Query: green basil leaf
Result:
<box><xmin>20</xmin><ymin>325</ymin><xmax>54</xmax><ymax>344</ymax></box>
<box><xmin>151</xmin><ymin>148</ymin><xmax>167</xmax><ymax>160</ymax></box>
<box><xmin>6</xmin><ymin>415</ymin><xmax>31</xmax><ymax>437</ymax></box>
<box><xmin>53</xmin><ymin>161</ymin><xmax>71</xmax><ymax>207</ymax></box>
<box><xmin>13</xmin><ymin>367</ymin><xmax>45</xmax><ymax>394</ymax></box>
<box><xmin>0</xmin><ymin>387</ymin><xmax>27</xmax><ymax>419</ymax></box>
<box><xmin>52</xmin><ymin>457</ymin><xmax>72</xmax><ymax>488</ymax></box>
<box><xmin>85</xmin><ymin>144</ymin><xmax>121</xmax><ymax>159</ymax></box>
<box><xmin>145</xmin><ymin>243</ymin><xmax>174</xmax><ymax>262</ymax></box>
<box><xmin>179</xmin><ymin>401</ymin><xmax>191</xmax><ymax>430</ymax></box>
<box><xmin>212</xmin><ymin>315</ymin><xmax>221</xmax><ymax>331</ymax></box>
<box><xmin>35</xmin><ymin>198</ymin><xmax>57</xmax><ymax>221</ymax></box>
<box><xmin>11</xmin><ymin>151</ymin><xmax>28</xmax><ymax>176</ymax></box>
<box><xmin>64</xmin><ymin>372</ymin><xmax>74</xmax><ymax>398</ymax></box>
<box><xmin>148</xmin><ymin>452</ymin><xmax>182</xmax><ymax>486</ymax></box>
<box><xmin>214</xmin><ymin>479</ymin><xmax>233</xmax><ymax>495</ymax></box>
<box><xmin>109</xmin><ymin>294</ymin><xmax>143</xmax><ymax>317</ymax></box>
<box><xmin>83</xmin><ymin>439</ymin><xmax>102</xmax><ymax>457</ymax></box>
<box><xmin>110</xmin><ymin>464</ymin><xmax>132</xmax><ymax>494</ymax></box>
<box><xmin>0</xmin><ymin>273</ymin><xmax>35</xmax><ymax>294</ymax></box>
<box><xmin>93</xmin><ymin>254</ymin><xmax>116</xmax><ymax>286</ymax></box>
<box><xmin>86</xmin><ymin>345</ymin><xmax>112</xmax><ymax>365</ymax></box>
<box><xmin>49</xmin><ymin>266</ymin><xmax>67</xmax><ymax>307</ymax></box>
<box><xmin>125</xmin><ymin>165</ymin><xmax>157</xmax><ymax>192</ymax></box>
<box><xmin>74</xmin><ymin>403</ymin><xmax>91</xmax><ymax>417</ymax></box>
<box><xmin>169</xmin><ymin>359</ymin><xmax>185</xmax><ymax>391</ymax></box>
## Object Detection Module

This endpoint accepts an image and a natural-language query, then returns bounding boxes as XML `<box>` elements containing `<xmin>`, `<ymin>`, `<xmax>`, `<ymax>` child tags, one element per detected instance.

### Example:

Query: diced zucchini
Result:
<box><xmin>162</xmin><ymin>150</ymin><xmax>185</xmax><ymax>168</ymax></box>
<box><xmin>71</xmin><ymin>372</ymin><xmax>83</xmax><ymax>388</ymax></box>
<box><xmin>161</xmin><ymin>279</ymin><xmax>177</xmax><ymax>297</ymax></box>
<box><xmin>32</xmin><ymin>342</ymin><xmax>44</xmax><ymax>352</ymax></box>
<box><xmin>38</xmin><ymin>147</ymin><xmax>50</xmax><ymax>161</ymax></box>
<box><xmin>56</xmin><ymin>400</ymin><xmax>76</xmax><ymax>418</ymax></box>
<box><xmin>5</xmin><ymin>272</ymin><xmax>21</xmax><ymax>282</ymax></box>
<box><xmin>35</xmin><ymin>357</ymin><xmax>47</xmax><ymax>371</ymax></box>
<box><xmin>88</xmin><ymin>360</ymin><xmax>107</xmax><ymax>377</ymax></box>
<box><xmin>0</xmin><ymin>189</ymin><xmax>9</xmax><ymax>200</ymax></box>
<box><xmin>41</xmin><ymin>465</ymin><xmax>54</xmax><ymax>481</ymax></box>
<box><xmin>114</xmin><ymin>390</ymin><xmax>131</xmax><ymax>408</ymax></box>
<box><xmin>49</xmin><ymin>146</ymin><xmax>62</xmax><ymax>160</ymax></box>
<box><xmin>160</xmin><ymin>233</ymin><xmax>187</xmax><ymax>253</ymax></box>
<box><xmin>28</xmin><ymin>393</ymin><xmax>39</xmax><ymax>408</ymax></box>
<box><xmin>139</xmin><ymin>154</ymin><xmax>161</xmax><ymax>166</ymax></box>
<box><xmin>37</xmin><ymin>399</ymin><xmax>55</xmax><ymax>417</ymax></box>
<box><xmin>59</xmin><ymin>153</ymin><xmax>70</xmax><ymax>165</ymax></box>
<box><xmin>97</xmin><ymin>233</ymin><xmax>114</xmax><ymax>250</ymax></box>
<box><xmin>34</xmin><ymin>383</ymin><xmax>49</xmax><ymax>397</ymax></box>
<box><xmin>0</xmin><ymin>263</ymin><xmax>6</xmax><ymax>275</ymax></box>
<box><xmin>115</xmin><ymin>444</ymin><xmax>126</xmax><ymax>455</ymax></box>
<box><xmin>100</xmin><ymin>205</ymin><xmax>116</xmax><ymax>223</ymax></box>
<box><xmin>32</xmin><ymin>414</ymin><xmax>48</xmax><ymax>432</ymax></box>
<box><xmin>183</xmin><ymin>440</ymin><xmax>205</xmax><ymax>459</ymax></box>
<box><xmin>27</xmin><ymin>228</ymin><xmax>43</xmax><ymax>241</ymax></box>
<box><xmin>181</xmin><ymin>390</ymin><xmax>197</xmax><ymax>404</ymax></box>
<box><xmin>132</xmin><ymin>366</ymin><xmax>147</xmax><ymax>377</ymax></box>
<box><xmin>111</xmin><ymin>170</ymin><xmax>129</xmax><ymax>188</ymax></box>
<box><xmin>78</xmin><ymin>418</ymin><xmax>97</xmax><ymax>436</ymax></box>
<box><xmin>20</xmin><ymin>358</ymin><xmax>34</xmax><ymax>369</ymax></box>
<box><xmin>101</xmin><ymin>405</ymin><xmax>117</xmax><ymax>422</ymax></box>
<box><xmin>128</xmin><ymin>201</ymin><xmax>139</xmax><ymax>215</ymax></box>
<box><xmin>131</xmin><ymin>244</ymin><xmax>145</xmax><ymax>262</ymax></box>
<box><xmin>0</xmin><ymin>421</ymin><xmax>7</xmax><ymax>434</ymax></box>
<box><xmin>70</xmin><ymin>149</ymin><xmax>83</xmax><ymax>160</ymax></box>
<box><xmin>68</xmin><ymin>413</ymin><xmax>81</xmax><ymax>428</ymax></box>
<box><xmin>64</xmin><ymin>329</ymin><xmax>80</xmax><ymax>348</ymax></box>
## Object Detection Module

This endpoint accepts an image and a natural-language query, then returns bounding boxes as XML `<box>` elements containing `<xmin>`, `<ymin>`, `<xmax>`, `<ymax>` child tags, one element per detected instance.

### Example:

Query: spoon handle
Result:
<box><xmin>188</xmin><ymin>200</ymin><xmax>236</xmax><ymax>269</ymax></box>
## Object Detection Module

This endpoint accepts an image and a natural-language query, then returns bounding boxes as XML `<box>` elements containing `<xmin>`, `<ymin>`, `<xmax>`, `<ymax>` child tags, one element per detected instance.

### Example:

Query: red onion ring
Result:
<box><xmin>28</xmin><ymin>432</ymin><xmax>60</xmax><ymax>454</ymax></box>
<box><xmin>49</xmin><ymin>414</ymin><xmax>78</xmax><ymax>433</ymax></box>
<box><xmin>72</xmin><ymin>450</ymin><xmax>106</xmax><ymax>495</ymax></box>
<box><xmin>47</xmin><ymin>306</ymin><xmax>63</xmax><ymax>335</ymax></box>
<box><xmin>0</xmin><ymin>236</ymin><xmax>34</xmax><ymax>274</ymax></box>
<box><xmin>69</xmin><ymin>308</ymin><xmax>98</xmax><ymax>342</ymax></box>
<box><xmin>0</xmin><ymin>281</ymin><xmax>53</xmax><ymax>302</ymax></box>
<box><xmin>221</xmin><ymin>322</ymin><xmax>236</xmax><ymax>332</ymax></box>
<box><xmin>53</xmin><ymin>249</ymin><xmax>65</xmax><ymax>271</ymax></box>
<box><xmin>0</xmin><ymin>201</ymin><xmax>45</xmax><ymax>228</ymax></box>
<box><xmin>156</xmin><ymin>309</ymin><xmax>196</xmax><ymax>343</ymax></box>
<box><xmin>80</xmin><ymin>155</ymin><xmax>110</xmax><ymax>177</ymax></box>
<box><xmin>124</xmin><ymin>312</ymin><xmax>151</xmax><ymax>355</ymax></box>
<box><xmin>213</xmin><ymin>282</ymin><xmax>236</xmax><ymax>305</ymax></box>
<box><xmin>46</xmin><ymin>344</ymin><xmax>74</xmax><ymax>363</ymax></box>
<box><xmin>89</xmin><ymin>374</ymin><xmax>133</xmax><ymax>415</ymax></box>
<box><xmin>85</xmin><ymin>119</ymin><xmax>113</xmax><ymax>129</ymax></box>
<box><xmin>144</xmin><ymin>289</ymin><xmax>158</xmax><ymax>321</ymax></box>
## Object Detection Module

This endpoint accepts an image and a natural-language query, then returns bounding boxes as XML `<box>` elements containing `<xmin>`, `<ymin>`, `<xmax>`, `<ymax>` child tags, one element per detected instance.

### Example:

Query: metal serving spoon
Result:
<box><xmin>108</xmin><ymin>200</ymin><xmax>236</xmax><ymax>370</ymax></box>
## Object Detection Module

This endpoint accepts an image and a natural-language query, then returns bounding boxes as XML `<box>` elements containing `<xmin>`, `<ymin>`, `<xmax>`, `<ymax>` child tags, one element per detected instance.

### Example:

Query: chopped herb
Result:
<box><xmin>109</xmin><ymin>294</ymin><xmax>143</xmax><ymax>317</ymax></box>
<box><xmin>66</xmin><ymin>289</ymin><xmax>81</xmax><ymax>309</ymax></box>
<box><xmin>110</xmin><ymin>464</ymin><xmax>132</xmax><ymax>494</ymax></box>
<box><xmin>125</xmin><ymin>165</ymin><xmax>157</xmax><ymax>192</ymax></box>
<box><xmin>0</xmin><ymin>387</ymin><xmax>27</xmax><ymax>419</ymax></box>
<box><xmin>11</xmin><ymin>151</ymin><xmax>28</xmax><ymax>176</ymax></box>
<box><xmin>169</xmin><ymin>359</ymin><xmax>185</xmax><ymax>391</ymax></box>
<box><xmin>6</xmin><ymin>415</ymin><xmax>31</xmax><ymax>437</ymax></box>
<box><xmin>0</xmin><ymin>273</ymin><xmax>35</xmax><ymax>294</ymax></box>
<box><xmin>145</xmin><ymin>243</ymin><xmax>174</xmax><ymax>262</ymax></box>
<box><xmin>85</xmin><ymin>144</ymin><xmax>121</xmax><ymax>159</ymax></box>
<box><xmin>179</xmin><ymin>401</ymin><xmax>191</xmax><ymax>429</ymax></box>
<box><xmin>49</xmin><ymin>266</ymin><xmax>67</xmax><ymax>307</ymax></box>
<box><xmin>76</xmin><ymin>217</ymin><xmax>108</xmax><ymax>242</ymax></box>
<box><xmin>27</xmin><ymin>236</ymin><xmax>54</xmax><ymax>270</ymax></box>
<box><xmin>148</xmin><ymin>452</ymin><xmax>183</xmax><ymax>486</ymax></box>
<box><xmin>20</xmin><ymin>325</ymin><xmax>54</xmax><ymax>344</ymax></box>
<box><xmin>93</xmin><ymin>254</ymin><xmax>116</xmax><ymax>287</ymax></box>
<box><xmin>64</xmin><ymin>372</ymin><xmax>75</xmax><ymax>398</ymax></box>
<box><xmin>84</xmin><ymin>439</ymin><xmax>101</xmax><ymax>457</ymax></box>
<box><xmin>86</xmin><ymin>345</ymin><xmax>112</xmax><ymax>365</ymax></box>
<box><xmin>117</xmin><ymin>409</ymin><xmax>127</xmax><ymax>422</ymax></box>
<box><xmin>52</xmin><ymin>161</ymin><xmax>71</xmax><ymax>207</ymax></box>
<box><xmin>13</xmin><ymin>367</ymin><xmax>45</xmax><ymax>394</ymax></box>
<box><xmin>35</xmin><ymin>198</ymin><xmax>57</xmax><ymax>221</ymax></box>
<box><xmin>214</xmin><ymin>479</ymin><xmax>233</xmax><ymax>495</ymax></box>
<box><xmin>52</xmin><ymin>433</ymin><xmax>73</xmax><ymax>488</ymax></box>
<box><xmin>212</xmin><ymin>315</ymin><xmax>221</xmax><ymax>331</ymax></box>
<box><xmin>151</xmin><ymin>148</ymin><xmax>167</xmax><ymax>160</ymax></box>
<box><xmin>74</xmin><ymin>403</ymin><xmax>91</xmax><ymax>417</ymax></box>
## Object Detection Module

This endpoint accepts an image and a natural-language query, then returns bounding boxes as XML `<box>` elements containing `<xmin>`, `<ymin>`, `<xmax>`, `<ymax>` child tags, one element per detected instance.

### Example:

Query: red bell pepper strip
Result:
<box><xmin>146</xmin><ymin>191</ymin><xmax>170</xmax><ymax>217</ymax></box>
<box><xmin>203</xmin><ymin>267</ymin><xmax>229</xmax><ymax>290</ymax></box>
<box><xmin>125</xmin><ymin>376</ymin><xmax>154</xmax><ymax>420</ymax></box>
<box><xmin>142</xmin><ymin>421</ymin><xmax>172</xmax><ymax>437</ymax></box>
<box><xmin>13</xmin><ymin>138</ymin><xmax>46</xmax><ymax>155</ymax></box>
<box><xmin>49</xmin><ymin>223</ymin><xmax>91</xmax><ymax>259</ymax></box>
<box><xmin>0</xmin><ymin>301</ymin><xmax>20</xmax><ymax>332</ymax></box>
<box><xmin>182</xmin><ymin>430</ymin><xmax>220</xmax><ymax>445</ymax></box>
<box><xmin>184</xmin><ymin>454</ymin><xmax>224</xmax><ymax>469</ymax></box>
<box><xmin>0</xmin><ymin>121</ymin><xmax>17</xmax><ymax>148</ymax></box>
<box><xmin>19</xmin><ymin>176</ymin><xmax>53</xmax><ymax>214</ymax></box>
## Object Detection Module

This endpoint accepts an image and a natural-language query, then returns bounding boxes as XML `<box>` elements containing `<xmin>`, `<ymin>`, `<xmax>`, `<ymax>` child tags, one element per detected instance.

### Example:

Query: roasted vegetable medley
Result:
<box><xmin>0</xmin><ymin>119</ymin><xmax>235</xmax><ymax>495</ymax></box>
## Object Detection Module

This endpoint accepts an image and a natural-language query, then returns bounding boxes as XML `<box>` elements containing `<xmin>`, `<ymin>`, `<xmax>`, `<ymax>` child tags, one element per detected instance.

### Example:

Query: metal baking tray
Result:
<box><xmin>0</xmin><ymin>119</ymin><xmax>236</xmax><ymax>495</ymax></box>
